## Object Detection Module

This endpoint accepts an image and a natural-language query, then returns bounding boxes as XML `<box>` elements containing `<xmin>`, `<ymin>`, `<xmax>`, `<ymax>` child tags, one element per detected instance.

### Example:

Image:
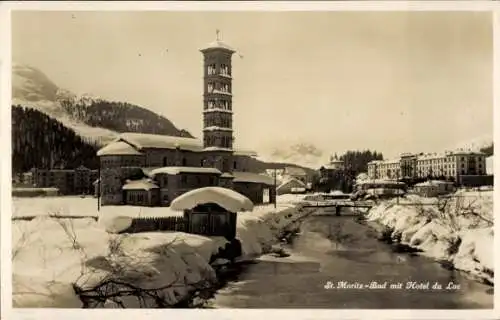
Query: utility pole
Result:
<box><xmin>274</xmin><ymin>167</ymin><xmax>277</xmax><ymax>208</ymax></box>
<box><xmin>97</xmin><ymin>161</ymin><xmax>101</xmax><ymax>212</ymax></box>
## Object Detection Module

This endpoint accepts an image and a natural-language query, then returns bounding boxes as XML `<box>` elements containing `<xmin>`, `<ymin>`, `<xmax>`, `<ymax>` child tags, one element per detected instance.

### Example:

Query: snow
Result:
<box><xmin>203</xmin><ymin>147</ymin><xmax>233</xmax><ymax>152</ymax></box>
<box><xmin>366</xmin><ymin>190</ymin><xmax>493</xmax><ymax>283</ymax></box>
<box><xmin>150</xmin><ymin>166</ymin><xmax>222</xmax><ymax>176</ymax></box>
<box><xmin>122</xmin><ymin>179</ymin><xmax>159</xmax><ymax>191</ymax></box>
<box><xmin>12</xmin><ymin>196</ymin><xmax>184</xmax><ymax>219</ymax></box>
<box><xmin>201</xmin><ymin>39</ymin><xmax>236</xmax><ymax>52</ymax></box>
<box><xmin>96</xmin><ymin>140</ymin><xmax>143</xmax><ymax>156</ymax></box>
<box><xmin>232</xmin><ymin>171</ymin><xmax>275</xmax><ymax>185</ymax></box>
<box><xmin>13</xmin><ymin>98</ymin><xmax>118</xmax><ymax>146</ymax></box>
<box><xmin>203</xmin><ymin>126</ymin><xmax>232</xmax><ymax>132</ymax></box>
<box><xmin>12</xmin><ymin>193</ymin><xmax>310</xmax><ymax>308</ymax></box>
<box><xmin>486</xmin><ymin>155</ymin><xmax>493</xmax><ymax>174</ymax></box>
<box><xmin>170</xmin><ymin>187</ymin><xmax>254</xmax><ymax>212</ymax></box>
<box><xmin>118</xmin><ymin>132</ymin><xmax>204</xmax><ymax>152</ymax></box>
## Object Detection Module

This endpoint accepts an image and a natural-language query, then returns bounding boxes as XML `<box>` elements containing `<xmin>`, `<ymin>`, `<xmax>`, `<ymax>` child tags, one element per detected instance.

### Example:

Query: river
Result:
<box><xmin>211</xmin><ymin>209</ymin><xmax>493</xmax><ymax>309</ymax></box>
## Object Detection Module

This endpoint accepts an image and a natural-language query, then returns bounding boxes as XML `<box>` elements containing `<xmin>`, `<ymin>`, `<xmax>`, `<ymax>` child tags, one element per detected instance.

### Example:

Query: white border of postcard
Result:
<box><xmin>1</xmin><ymin>1</ymin><xmax>499</xmax><ymax>319</ymax></box>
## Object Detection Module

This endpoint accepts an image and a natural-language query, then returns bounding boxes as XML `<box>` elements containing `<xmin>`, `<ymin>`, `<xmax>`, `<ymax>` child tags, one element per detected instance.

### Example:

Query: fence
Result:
<box><xmin>122</xmin><ymin>216</ymin><xmax>186</xmax><ymax>233</ymax></box>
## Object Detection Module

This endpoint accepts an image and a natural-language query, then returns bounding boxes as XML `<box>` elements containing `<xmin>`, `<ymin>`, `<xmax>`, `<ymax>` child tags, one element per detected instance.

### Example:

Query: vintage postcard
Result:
<box><xmin>1</xmin><ymin>1</ymin><xmax>499</xmax><ymax>319</ymax></box>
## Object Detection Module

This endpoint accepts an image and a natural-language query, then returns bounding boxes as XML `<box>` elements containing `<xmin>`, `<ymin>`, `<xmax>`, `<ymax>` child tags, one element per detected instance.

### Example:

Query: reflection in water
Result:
<box><xmin>212</xmin><ymin>213</ymin><xmax>493</xmax><ymax>309</ymax></box>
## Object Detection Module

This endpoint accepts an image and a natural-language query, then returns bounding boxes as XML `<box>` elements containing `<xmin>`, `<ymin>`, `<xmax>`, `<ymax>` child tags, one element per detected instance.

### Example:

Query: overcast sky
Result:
<box><xmin>12</xmin><ymin>11</ymin><xmax>493</xmax><ymax>158</ymax></box>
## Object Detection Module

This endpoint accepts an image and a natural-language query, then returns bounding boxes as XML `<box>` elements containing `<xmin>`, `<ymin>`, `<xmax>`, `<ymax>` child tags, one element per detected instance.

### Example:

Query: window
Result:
<box><xmin>182</xmin><ymin>158</ymin><xmax>187</xmax><ymax>166</ymax></box>
<box><xmin>233</xmin><ymin>161</ymin><xmax>237</xmax><ymax>169</ymax></box>
<box><xmin>163</xmin><ymin>157</ymin><xmax>167</xmax><ymax>166</ymax></box>
<box><xmin>181</xmin><ymin>175</ymin><xmax>187</xmax><ymax>185</ymax></box>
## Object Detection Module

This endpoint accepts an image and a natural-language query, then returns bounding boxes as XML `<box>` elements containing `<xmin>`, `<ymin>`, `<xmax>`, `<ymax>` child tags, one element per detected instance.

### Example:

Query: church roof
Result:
<box><xmin>118</xmin><ymin>132</ymin><xmax>203</xmax><ymax>152</ymax></box>
<box><xmin>149</xmin><ymin>166</ymin><xmax>222</xmax><ymax>176</ymax></box>
<box><xmin>232</xmin><ymin>171</ymin><xmax>274</xmax><ymax>186</ymax></box>
<box><xmin>200</xmin><ymin>39</ymin><xmax>236</xmax><ymax>53</ymax></box>
<box><xmin>97</xmin><ymin>140</ymin><xmax>143</xmax><ymax>156</ymax></box>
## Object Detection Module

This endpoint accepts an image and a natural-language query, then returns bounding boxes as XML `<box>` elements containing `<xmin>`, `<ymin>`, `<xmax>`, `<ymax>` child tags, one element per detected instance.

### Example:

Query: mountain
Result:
<box><xmin>12</xmin><ymin>63</ymin><xmax>192</xmax><ymax>146</ymax></box>
<box><xmin>12</xmin><ymin>105</ymin><xmax>100</xmax><ymax>174</ymax></box>
<box><xmin>258</xmin><ymin>142</ymin><xmax>327</xmax><ymax>170</ymax></box>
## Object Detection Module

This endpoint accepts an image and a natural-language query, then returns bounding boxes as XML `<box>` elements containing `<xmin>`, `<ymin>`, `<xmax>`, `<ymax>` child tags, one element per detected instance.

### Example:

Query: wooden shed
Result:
<box><xmin>170</xmin><ymin>186</ymin><xmax>254</xmax><ymax>240</ymax></box>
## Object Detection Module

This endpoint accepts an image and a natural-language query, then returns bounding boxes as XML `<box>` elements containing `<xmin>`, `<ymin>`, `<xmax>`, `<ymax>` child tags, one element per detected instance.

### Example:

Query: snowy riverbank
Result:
<box><xmin>12</xmin><ymin>194</ymin><xmax>310</xmax><ymax>308</ymax></box>
<box><xmin>366</xmin><ymin>190</ymin><xmax>493</xmax><ymax>284</ymax></box>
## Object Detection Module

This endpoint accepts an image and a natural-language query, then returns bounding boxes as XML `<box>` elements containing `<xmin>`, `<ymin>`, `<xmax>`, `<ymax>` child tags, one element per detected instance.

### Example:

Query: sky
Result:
<box><xmin>11</xmin><ymin>10</ymin><xmax>493</xmax><ymax>159</ymax></box>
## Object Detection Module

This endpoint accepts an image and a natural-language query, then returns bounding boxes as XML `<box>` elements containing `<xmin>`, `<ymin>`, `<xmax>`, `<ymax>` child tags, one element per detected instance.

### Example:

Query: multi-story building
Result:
<box><xmin>367</xmin><ymin>149</ymin><xmax>488</xmax><ymax>182</ymax></box>
<box><xmin>30</xmin><ymin>165</ymin><xmax>98</xmax><ymax>195</ymax></box>
<box><xmin>96</xmin><ymin>32</ymin><xmax>276</xmax><ymax>206</ymax></box>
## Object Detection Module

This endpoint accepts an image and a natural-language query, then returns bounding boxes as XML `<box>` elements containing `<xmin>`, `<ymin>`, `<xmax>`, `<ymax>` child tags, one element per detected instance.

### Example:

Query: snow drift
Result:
<box><xmin>366</xmin><ymin>191</ymin><xmax>493</xmax><ymax>283</ymax></box>
<box><xmin>12</xmin><ymin>194</ymin><xmax>309</xmax><ymax>308</ymax></box>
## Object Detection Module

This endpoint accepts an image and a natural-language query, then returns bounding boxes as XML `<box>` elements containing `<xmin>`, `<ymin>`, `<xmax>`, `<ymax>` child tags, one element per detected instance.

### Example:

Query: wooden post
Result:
<box><xmin>97</xmin><ymin>163</ymin><xmax>101</xmax><ymax>212</ymax></box>
<box><xmin>274</xmin><ymin>167</ymin><xmax>277</xmax><ymax>209</ymax></box>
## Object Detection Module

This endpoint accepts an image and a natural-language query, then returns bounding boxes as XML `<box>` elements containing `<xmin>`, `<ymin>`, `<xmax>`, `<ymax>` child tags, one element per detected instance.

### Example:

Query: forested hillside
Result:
<box><xmin>12</xmin><ymin>105</ymin><xmax>100</xmax><ymax>174</ymax></box>
<box><xmin>59</xmin><ymin>98</ymin><xmax>193</xmax><ymax>137</ymax></box>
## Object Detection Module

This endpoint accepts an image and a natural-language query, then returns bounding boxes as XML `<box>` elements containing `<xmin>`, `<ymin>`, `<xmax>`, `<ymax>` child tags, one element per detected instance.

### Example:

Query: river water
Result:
<box><xmin>211</xmin><ymin>209</ymin><xmax>493</xmax><ymax>309</ymax></box>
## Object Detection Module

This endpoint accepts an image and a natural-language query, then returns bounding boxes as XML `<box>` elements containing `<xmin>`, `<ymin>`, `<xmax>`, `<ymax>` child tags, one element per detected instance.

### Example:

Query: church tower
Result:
<box><xmin>200</xmin><ymin>30</ymin><xmax>236</xmax><ymax>172</ymax></box>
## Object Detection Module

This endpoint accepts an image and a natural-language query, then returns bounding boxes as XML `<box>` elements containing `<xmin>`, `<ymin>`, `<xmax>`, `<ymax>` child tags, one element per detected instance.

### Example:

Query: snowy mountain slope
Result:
<box><xmin>12</xmin><ymin>63</ymin><xmax>118</xmax><ymax>145</ymax></box>
<box><xmin>12</xmin><ymin>63</ymin><xmax>191</xmax><ymax>146</ymax></box>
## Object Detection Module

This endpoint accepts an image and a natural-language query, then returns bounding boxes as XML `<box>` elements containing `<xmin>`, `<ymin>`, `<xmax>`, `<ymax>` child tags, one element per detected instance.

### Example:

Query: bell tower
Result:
<box><xmin>201</xmin><ymin>30</ymin><xmax>235</xmax><ymax>151</ymax></box>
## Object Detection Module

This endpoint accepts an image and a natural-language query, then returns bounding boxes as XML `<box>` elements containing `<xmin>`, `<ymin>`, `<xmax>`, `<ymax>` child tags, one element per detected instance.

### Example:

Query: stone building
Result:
<box><xmin>367</xmin><ymin>149</ymin><xmax>488</xmax><ymax>182</ymax></box>
<box><xmin>96</xmin><ymin>32</ymin><xmax>276</xmax><ymax>206</ymax></box>
<box><xmin>29</xmin><ymin>166</ymin><xmax>98</xmax><ymax>195</ymax></box>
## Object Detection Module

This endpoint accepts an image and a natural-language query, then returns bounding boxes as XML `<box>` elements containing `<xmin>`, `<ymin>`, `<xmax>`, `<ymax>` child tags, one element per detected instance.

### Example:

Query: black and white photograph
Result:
<box><xmin>1</xmin><ymin>1</ymin><xmax>498</xmax><ymax>318</ymax></box>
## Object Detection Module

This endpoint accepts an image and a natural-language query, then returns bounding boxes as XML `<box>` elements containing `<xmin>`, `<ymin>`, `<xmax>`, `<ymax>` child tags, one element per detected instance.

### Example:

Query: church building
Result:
<box><xmin>97</xmin><ymin>32</ymin><xmax>276</xmax><ymax>206</ymax></box>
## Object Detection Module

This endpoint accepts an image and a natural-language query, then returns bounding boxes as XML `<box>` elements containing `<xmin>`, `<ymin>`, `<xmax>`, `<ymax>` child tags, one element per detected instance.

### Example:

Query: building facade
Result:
<box><xmin>367</xmin><ymin>149</ymin><xmax>488</xmax><ymax>182</ymax></box>
<box><xmin>29</xmin><ymin>166</ymin><xmax>98</xmax><ymax>195</ymax></box>
<box><xmin>97</xmin><ymin>32</ymin><xmax>276</xmax><ymax>206</ymax></box>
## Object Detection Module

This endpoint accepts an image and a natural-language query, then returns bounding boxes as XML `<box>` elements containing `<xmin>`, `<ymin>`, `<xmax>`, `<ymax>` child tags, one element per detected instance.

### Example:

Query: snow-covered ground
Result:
<box><xmin>12</xmin><ymin>194</ymin><xmax>309</xmax><ymax>308</ymax></box>
<box><xmin>366</xmin><ymin>190</ymin><xmax>493</xmax><ymax>283</ymax></box>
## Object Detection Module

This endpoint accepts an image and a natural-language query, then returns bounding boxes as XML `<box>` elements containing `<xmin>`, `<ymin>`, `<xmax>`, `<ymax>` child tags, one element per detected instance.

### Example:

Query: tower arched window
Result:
<box><xmin>182</xmin><ymin>158</ymin><xmax>187</xmax><ymax>166</ymax></box>
<box><xmin>163</xmin><ymin>156</ymin><xmax>167</xmax><ymax>167</ymax></box>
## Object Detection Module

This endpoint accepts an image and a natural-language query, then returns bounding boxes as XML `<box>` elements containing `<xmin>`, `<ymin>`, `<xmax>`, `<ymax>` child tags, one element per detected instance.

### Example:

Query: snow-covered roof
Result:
<box><xmin>170</xmin><ymin>187</ymin><xmax>253</xmax><ymax>212</ymax></box>
<box><xmin>203</xmin><ymin>147</ymin><xmax>233</xmax><ymax>152</ymax></box>
<box><xmin>232</xmin><ymin>171</ymin><xmax>275</xmax><ymax>185</ymax></box>
<box><xmin>122</xmin><ymin>179</ymin><xmax>159</xmax><ymax>191</ymax></box>
<box><xmin>220</xmin><ymin>172</ymin><xmax>234</xmax><ymax>178</ymax></box>
<box><xmin>200</xmin><ymin>40</ymin><xmax>236</xmax><ymax>53</ymax></box>
<box><xmin>233</xmin><ymin>149</ymin><xmax>258</xmax><ymax>157</ymax></box>
<box><xmin>417</xmin><ymin>153</ymin><xmax>446</xmax><ymax>160</ymax></box>
<box><xmin>203</xmin><ymin>126</ymin><xmax>233</xmax><ymax>132</ymax></box>
<box><xmin>415</xmin><ymin>180</ymin><xmax>453</xmax><ymax>187</ymax></box>
<box><xmin>277</xmin><ymin>177</ymin><xmax>306</xmax><ymax>190</ymax></box>
<box><xmin>149</xmin><ymin>167</ymin><xmax>222</xmax><ymax>176</ymax></box>
<box><xmin>356</xmin><ymin>179</ymin><xmax>405</xmax><ymax>185</ymax></box>
<box><xmin>118</xmin><ymin>132</ymin><xmax>203</xmax><ymax>152</ymax></box>
<box><xmin>96</xmin><ymin>141</ymin><xmax>142</xmax><ymax>156</ymax></box>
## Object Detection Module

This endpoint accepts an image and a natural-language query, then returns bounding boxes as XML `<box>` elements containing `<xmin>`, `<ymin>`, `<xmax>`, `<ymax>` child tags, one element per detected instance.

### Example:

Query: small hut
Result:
<box><xmin>277</xmin><ymin>177</ymin><xmax>307</xmax><ymax>195</ymax></box>
<box><xmin>170</xmin><ymin>186</ymin><xmax>254</xmax><ymax>240</ymax></box>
